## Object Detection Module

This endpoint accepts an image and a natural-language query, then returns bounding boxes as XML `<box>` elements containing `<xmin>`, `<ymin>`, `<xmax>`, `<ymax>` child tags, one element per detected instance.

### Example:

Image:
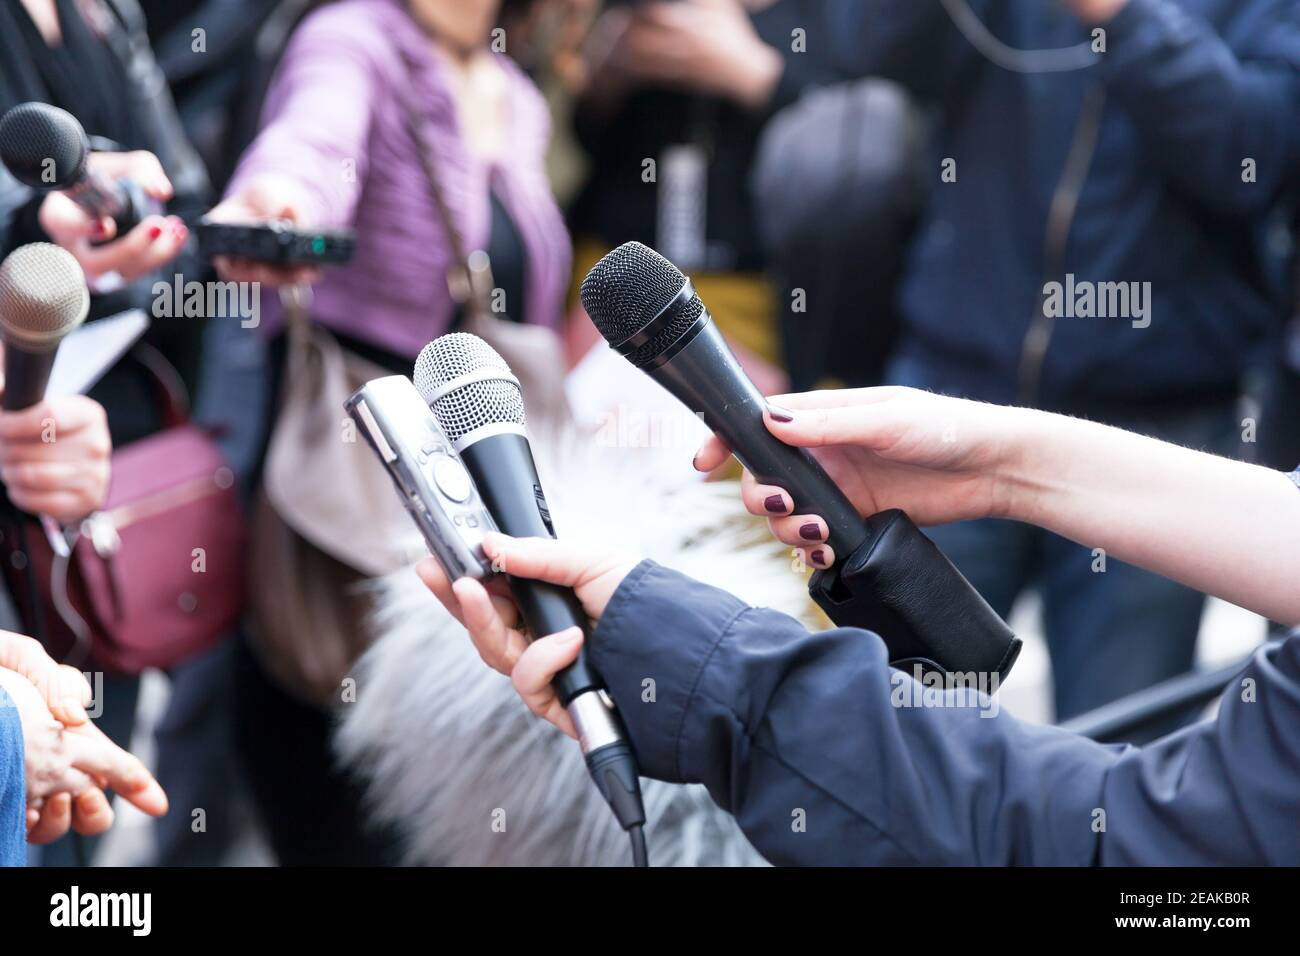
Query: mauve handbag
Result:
<box><xmin>1</xmin><ymin>347</ymin><xmax>246</xmax><ymax>674</ymax></box>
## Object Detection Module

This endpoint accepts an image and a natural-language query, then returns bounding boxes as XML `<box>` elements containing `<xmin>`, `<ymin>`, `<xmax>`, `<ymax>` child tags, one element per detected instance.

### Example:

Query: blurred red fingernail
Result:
<box><xmin>148</xmin><ymin>225</ymin><xmax>163</xmax><ymax>240</ymax></box>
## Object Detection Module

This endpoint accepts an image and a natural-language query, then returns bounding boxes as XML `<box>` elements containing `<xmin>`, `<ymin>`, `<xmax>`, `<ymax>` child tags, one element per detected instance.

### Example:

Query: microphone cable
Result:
<box><xmin>939</xmin><ymin>0</ymin><xmax>1100</xmax><ymax>74</ymax></box>
<box><xmin>630</xmin><ymin>824</ymin><xmax>648</xmax><ymax>867</ymax></box>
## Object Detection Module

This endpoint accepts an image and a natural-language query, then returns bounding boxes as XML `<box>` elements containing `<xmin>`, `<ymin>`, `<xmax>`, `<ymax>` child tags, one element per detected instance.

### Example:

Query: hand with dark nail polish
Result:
<box><xmin>810</xmin><ymin>549</ymin><xmax>827</xmax><ymax>567</ymax></box>
<box><xmin>799</xmin><ymin>523</ymin><xmax>822</xmax><ymax>541</ymax></box>
<box><xmin>764</xmin><ymin>494</ymin><xmax>788</xmax><ymax>514</ymax></box>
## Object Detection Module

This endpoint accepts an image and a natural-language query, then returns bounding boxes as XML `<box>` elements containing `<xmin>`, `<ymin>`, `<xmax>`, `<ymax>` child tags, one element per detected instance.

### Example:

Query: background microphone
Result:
<box><xmin>413</xmin><ymin>333</ymin><xmax>648</xmax><ymax>863</ymax></box>
<box><xmin>0</xmin><ymin>102</ymin><xmax>148</xmax><ymax>235</ymax></box>
<box><xmin>581</xmin><ymin>241</ymin><xmax>870</xmax><ymax>560</ymax></box>
<box><xmin>0</xmin><ymin>243</ymin><xmax>89</xmax><ymax>411</ymax></box>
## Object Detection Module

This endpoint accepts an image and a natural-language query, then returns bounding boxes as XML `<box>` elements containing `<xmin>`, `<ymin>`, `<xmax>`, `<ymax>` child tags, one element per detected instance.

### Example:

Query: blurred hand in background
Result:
<box><xmin>37</xmin><ymin>149</ymin><xmax>186</xmax><ymax>285</ymax></box>
<box><xmin>590</xmin><ymin>0</ymin><xmax>784</xmax><ymax>111</ymax></box>
<box><xmin>0</xmin><ymin>384</ymin><xmax>111</xmax><ymax>523</ymax></box>
<box><xmin>0</xmin><ymin>633</ymin><xmax>167</xmax><ymax>844</ymax></box>
<box><xmin>206</xmin><ymin>175</ymin><xmax>321</xmax><ymax>288</ymax></box>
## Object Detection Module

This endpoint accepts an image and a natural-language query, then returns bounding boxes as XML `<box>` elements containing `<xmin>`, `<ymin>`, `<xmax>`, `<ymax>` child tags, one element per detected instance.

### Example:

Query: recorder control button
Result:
<box><xmin>433</xmin><ymin>459</ymin><xmax>473</xmax><ymax>503</ymax></box>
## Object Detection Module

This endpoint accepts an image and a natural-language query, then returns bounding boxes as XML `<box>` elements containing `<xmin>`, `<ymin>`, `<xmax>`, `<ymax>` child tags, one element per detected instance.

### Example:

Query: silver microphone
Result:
<box><xmin>0</xmin><ymin>243</ymin><xmax>89</xmax><ymax>411</ymax></box>
<box><xmin>414</xmin><ymin>333</ymin><xmax>649</xmax><ymax>862</ymax></box>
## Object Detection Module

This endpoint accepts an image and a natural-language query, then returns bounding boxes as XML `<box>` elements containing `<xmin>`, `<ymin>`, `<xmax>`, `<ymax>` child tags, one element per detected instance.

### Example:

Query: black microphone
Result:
<box><xmin>581</xmin><ymin>241</ymin><xmax>1022</xmax><ymax>681</ymax></box>
<box><xmin>0</xmin><ymin>243</ymin><xmax>89</xmax><ymax>411</ymax></box>
<box><xmin>0</xmin><ymin>103</ymin><xmax>148</xmax><ymax>235</ymax></box>
<box><xmin>581</xmin><ymin>241</ymin><xmax>869</xmax><ymax>559</ymax></box>
<box><xmin>414</xmin><ymin>333</ymin><xmax>648</xmax><ymax>863</ymax></box>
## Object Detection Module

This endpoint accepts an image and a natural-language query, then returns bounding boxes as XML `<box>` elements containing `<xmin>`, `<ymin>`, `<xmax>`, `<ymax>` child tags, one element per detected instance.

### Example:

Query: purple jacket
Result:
<box><xmin>227</xmin><ymin>0</ymin><xmax>571</xmax><ymax>357</ymax></box>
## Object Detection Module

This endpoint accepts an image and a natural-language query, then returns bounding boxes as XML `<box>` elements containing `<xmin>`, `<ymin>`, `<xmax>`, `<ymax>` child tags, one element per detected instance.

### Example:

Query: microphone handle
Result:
<box><xmin>458</xmin><ymin>431</ymin><xmax>603</xmax><ymax>704</ymax></box>
<box><xmin>2</xmin><ymin>344</ymin><xmax>56</xmax><ymax>411</ymax></box>
<box><xmin>650</xmin><ymin>319</ymin><xmax>870</xmax><ymax>559</ymax></box>
<box><xmin>66</xmin><ymin>171</ymin><xmax>144</xmax><ymax>235</ymax></box>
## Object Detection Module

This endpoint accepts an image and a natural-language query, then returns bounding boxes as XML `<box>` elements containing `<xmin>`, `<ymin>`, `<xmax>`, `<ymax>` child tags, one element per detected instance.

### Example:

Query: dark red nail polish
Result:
<box><xmin>148</xmin><ymin>225</ymin><xmax>163</xmax><ymax>240</ymax></box>
<box><xmin>764</xmin><ymin>494</ymin><xmax>787</xmax><ymax>514</ymax></box>
<box><xmin>768</xmin><ymin>405</ymin><xmax>794</xmax><ymax>423</ymax></box>
<box><xmin>810</xmin><ymin>549</ymin><xmax>827</xmax><ymax>566</ymax></box>
<box><xmin>799</xmin><ymin>523</ymin><xmax>821</xmax><ymax>541</ymax></box>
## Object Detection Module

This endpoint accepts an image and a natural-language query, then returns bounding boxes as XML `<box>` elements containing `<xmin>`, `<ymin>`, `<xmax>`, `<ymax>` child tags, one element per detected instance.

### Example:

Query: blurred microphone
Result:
<box><xmin>581</xmin><ymin>241</ymin><xmax>869</xmax><ymax>561</ymax></box>
<box><xmin>0</xmin><ymin>243</ymin><xmax>89</xmax><ymax>411</ymax></box>
<box><xmin>0</xmin><ymin>102</ymin><xmax>148</xmax><ymax>234</ymax></box>
<box><xmin>414</xmin><ymin>334</ymin><xmax>648</xmax><ymax>860</ymax></box>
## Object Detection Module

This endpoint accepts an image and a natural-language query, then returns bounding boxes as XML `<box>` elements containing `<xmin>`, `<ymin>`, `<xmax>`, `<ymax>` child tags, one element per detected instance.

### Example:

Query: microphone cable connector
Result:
<box><xmin>569</xmin><ymin>689</ymin><xmax>649</xmax><ymax>866</ymax></box>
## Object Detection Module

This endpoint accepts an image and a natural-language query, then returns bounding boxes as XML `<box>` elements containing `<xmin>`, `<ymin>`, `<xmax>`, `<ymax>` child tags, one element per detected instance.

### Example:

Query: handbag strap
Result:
<box><xmin>130</xmin><ymin>341</ymin><xmax>191</xmax><ymax>429</ymax></box>
<box><xmin>397</xmin><ymin>50</ymin><xmax>494</xmax><ymax>324</ymax></box>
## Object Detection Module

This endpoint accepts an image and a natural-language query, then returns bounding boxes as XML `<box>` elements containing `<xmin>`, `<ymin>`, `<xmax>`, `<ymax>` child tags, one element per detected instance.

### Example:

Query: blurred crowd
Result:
<box><xmin>0</xmin><ymin>0</ymin><xmax>1298</xmax><ymax>866</ymax></box>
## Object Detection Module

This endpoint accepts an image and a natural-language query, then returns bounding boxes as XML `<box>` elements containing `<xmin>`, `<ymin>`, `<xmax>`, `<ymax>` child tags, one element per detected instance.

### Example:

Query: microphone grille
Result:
<box><xmin>413</xmin><ymin>333</ymin><xmax>526</xmax><ymax>444</ymax></box>
<box><xmin>0</xmin><ymin>243</ymin><xmax>89</xmax><ymax>349</ymax></box>
<box><xmin>579</xmin><ymin>242</ymin><xmax>702</xmax><ymax>367</ymax></box>
<box><xmin>0</xmin><ymin>103</ymin><xmax>88</xmax><ymax>190</ymax></box>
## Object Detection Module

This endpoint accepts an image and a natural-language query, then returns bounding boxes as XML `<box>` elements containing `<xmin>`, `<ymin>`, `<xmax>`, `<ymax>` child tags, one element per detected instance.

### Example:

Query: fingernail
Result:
<box><xmin>148</xmin><ymin>225</ymin><xmax>163</xmax><ymax>240</ymax></box>
<box><xmin>556</xmin><ymin>627</ymin><xmax>584</xmax><ymax>645</ymax></box>
<box><xmin>764</xmin><ymin>494</ymin><xmax>787</xmax><ymax>514</ymax></box>
<box><xmin>692</xmin><ymin>451</ymin><xmax>703</xmax><ymax>471</ymax></box>
<box><xmin>91</xmin><ymin>219</ymin><xmax>109</xmax><ymax>236</ymax></box>
<box><xmin>799</xmin><ymin>522</ymin><xmax>822</xmax><ymax>541</ymax></box>
<box><xmin>810</xmin><ymin>549</ymin><xmax>828</xmax><ymax>567</ymax></box>
<box><xmin>768</xmin><ymin>405</ymin><xmax>794</xmax><ymax>423</ymax></box>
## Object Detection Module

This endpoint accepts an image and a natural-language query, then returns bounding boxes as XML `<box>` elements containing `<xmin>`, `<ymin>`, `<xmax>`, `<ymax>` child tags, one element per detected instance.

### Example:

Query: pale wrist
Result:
<box><xmin>992</xmin><ymin>408</ymin><xmax>1070</xmax><ymax>524</ymax></box>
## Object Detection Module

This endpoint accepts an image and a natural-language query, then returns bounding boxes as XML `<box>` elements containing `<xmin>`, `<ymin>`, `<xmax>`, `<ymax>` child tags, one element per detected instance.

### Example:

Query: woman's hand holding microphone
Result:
<box><xmin>691</xmin><ymin>386</ymin><xmax>1034</xmax><ymax>568</ymax></box>
<box><xmin>37</xmin><ymin>149</ymin><xmax>188</xmax><ymax>286</ymax></box>
<box><xmin>0</xmin><ymin>358</ymin><xmax>112</xmax><ymax>524</ymax></box>
<box><xmin>417</xmin><ymin>535</ymin><xmax>638</xmax><ymax>738</ymax></box>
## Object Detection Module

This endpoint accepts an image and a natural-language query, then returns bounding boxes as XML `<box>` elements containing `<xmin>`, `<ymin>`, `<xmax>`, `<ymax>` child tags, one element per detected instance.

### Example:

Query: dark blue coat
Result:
<box><xmin>590</xmin><ymin>562</ymin><xmax>1300</xmax><ymax>865</ymax></box>
<box><xmin>826</xmin><ymin>0</ymin><xmax>1300</xmax><ymax>416</ymax></box>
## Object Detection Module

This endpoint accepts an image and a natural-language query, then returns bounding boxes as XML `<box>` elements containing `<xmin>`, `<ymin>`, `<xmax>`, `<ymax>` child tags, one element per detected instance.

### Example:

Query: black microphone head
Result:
<box><xmin>0</xmin><ymin>103</ymin><xmax>89</xmax><ymax>190</ymax></box>
<box><xmin>580</xmin><ymin>241</ymin><xmax>704</xmax><ymax>368</ymax></box>
<box><xmin>0</xmin><ymin>243</ymin><xmax>89</xmax><ymax>351</ymax></box>
<box><xmin>413</xmin><ymin>333</ymin><xmax>526</xmax><ymax>445</ymax></box>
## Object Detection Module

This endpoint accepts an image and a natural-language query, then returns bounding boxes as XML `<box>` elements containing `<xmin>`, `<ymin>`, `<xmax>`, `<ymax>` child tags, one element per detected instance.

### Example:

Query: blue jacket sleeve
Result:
<box><xmin>1097</xmin><ymin>0</ymin><xmax>1300</xmax><ymax>214</ymax></box>
<box><xmin>590</xmin><ymin>562</ymin><xmax>1300</xmax><ymax>866</ymax></box>
<box><xmin>0</xmin><ymin>686</ymin><xmax>27</xmax><ymax>867</ymax></box>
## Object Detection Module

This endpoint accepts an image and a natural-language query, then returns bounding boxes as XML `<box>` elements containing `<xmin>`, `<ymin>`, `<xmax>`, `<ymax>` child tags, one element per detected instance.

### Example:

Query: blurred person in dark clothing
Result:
<box><xmin>826</xmin><ymin>0</ymin><xmax>1300</xmax><ymax>727</ymax></box>
<box><xmin>138</xmin><ymin>0</ymin><xmax>284</xmax><ymax>191</ymax></box>
<box><xmin>569</xmin><ymin>0</ymin><xmax>841</xmax><ymax>364</ymax></box>
<box><xmin>0</xmin><ymin>0</ymin><xmax>211</xmax><ymax>864</ymax></box>
<box><xmin>751</xmin><ymin>79</ymin><xmax>925</xmax><ymax>390</ymax></box>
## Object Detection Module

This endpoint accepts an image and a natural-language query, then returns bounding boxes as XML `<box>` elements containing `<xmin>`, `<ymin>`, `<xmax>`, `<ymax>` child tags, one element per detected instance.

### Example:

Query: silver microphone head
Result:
<box><xmin>413</xmin><ymin>333</ymin><xmax>526</xmax><ymax>445</ymax></box>
<box><xmin>0</xmin><ymin>243</ymin><xmax>89</xmax><ymax>351</ymax></box>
